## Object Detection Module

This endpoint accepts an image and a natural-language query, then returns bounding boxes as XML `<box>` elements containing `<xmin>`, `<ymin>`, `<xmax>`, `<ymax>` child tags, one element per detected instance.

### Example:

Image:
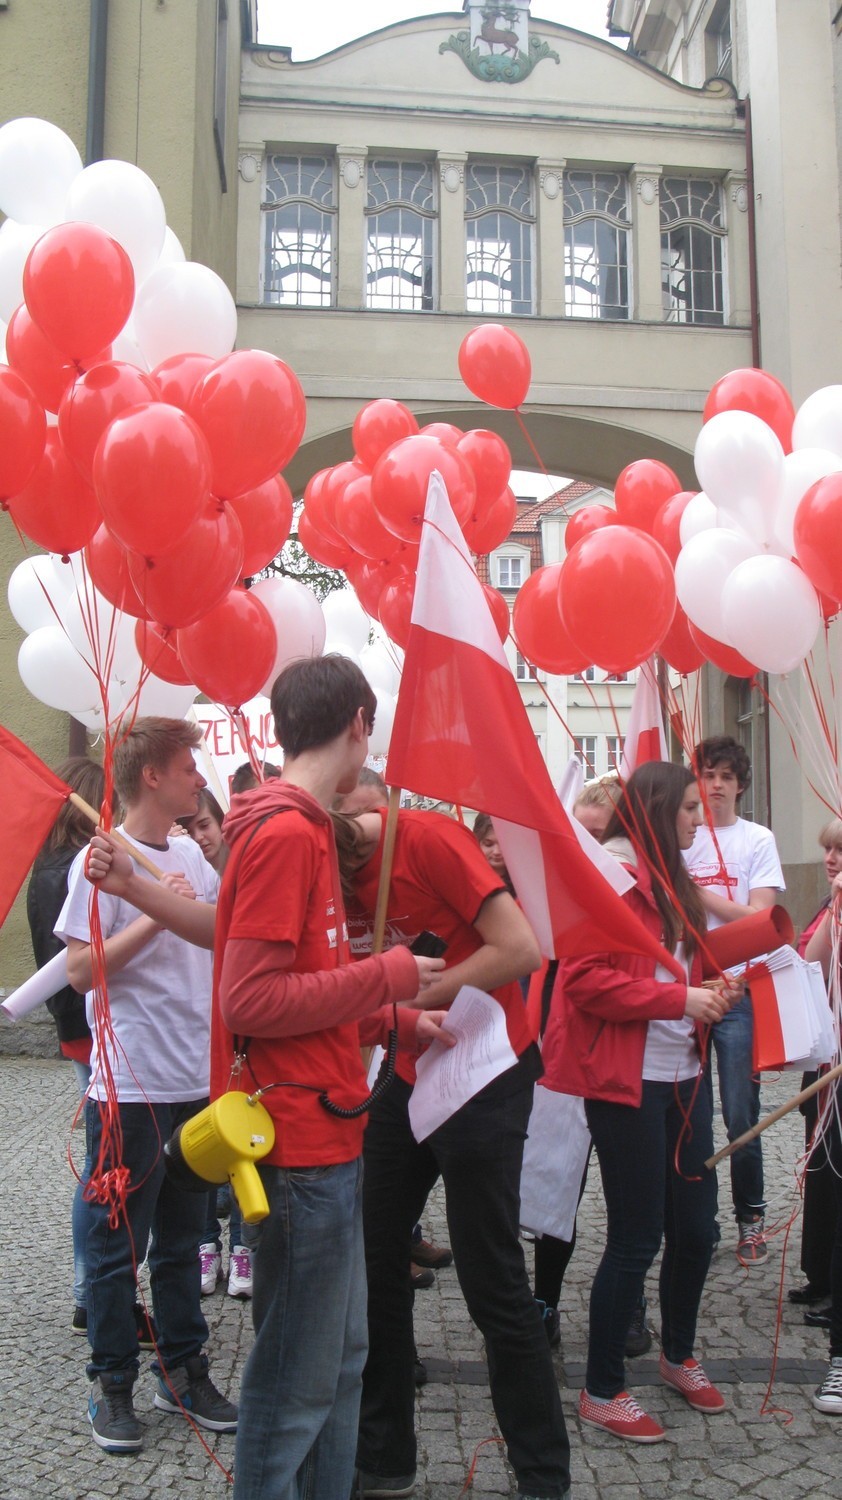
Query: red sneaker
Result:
<box><xmin>659</xmin><ymin>1354</ymin><xmax>726</xmax><ymax>1412</ymax></box>
<box><xmin>578</xmin><ymin>1388</ymin><xmax>666</xmax><ymax>1443</ymax></box>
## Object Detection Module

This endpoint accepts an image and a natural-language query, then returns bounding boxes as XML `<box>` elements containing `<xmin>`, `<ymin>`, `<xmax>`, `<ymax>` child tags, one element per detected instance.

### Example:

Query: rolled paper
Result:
<box><xmin>1</xmin><ymin>950</ymin><xmax>68</xmax><ymax>1021</ymax></box>
<box><xmin>700</xmin><ymin>904</ymin><xmax>794</xmax><ymax>978</ymax></box>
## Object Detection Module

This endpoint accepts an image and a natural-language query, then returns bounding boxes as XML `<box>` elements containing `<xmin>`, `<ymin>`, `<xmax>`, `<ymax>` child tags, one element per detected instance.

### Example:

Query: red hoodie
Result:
<box><xmin>210</xmin><ymin>779</ymin><xmax>420</xmax><ymax>1167</ymax></box>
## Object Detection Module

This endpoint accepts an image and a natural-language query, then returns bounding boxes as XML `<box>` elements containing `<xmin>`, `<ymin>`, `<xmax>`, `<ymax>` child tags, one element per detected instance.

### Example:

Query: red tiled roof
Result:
<box><xmin>472</xmin><ymin>479</ymin><xmax>610</xmax><ymax>573</ymax></box>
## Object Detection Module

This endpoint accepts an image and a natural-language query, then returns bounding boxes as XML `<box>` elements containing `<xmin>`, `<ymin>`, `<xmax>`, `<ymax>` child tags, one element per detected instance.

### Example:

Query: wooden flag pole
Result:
<box><xmin>371</xmin><ymin>784</ymin><xmax>402</xmax><ymax>956</ymax></box>
<box><xmin>705</xmin><ymin>1062</ymin><xmax>842</xmax><ymax>1170</ymax></box>
<box><xmin>69</xmin><ymin>793</ymin><xmax>165</xmax><ymax>880</ymax></box>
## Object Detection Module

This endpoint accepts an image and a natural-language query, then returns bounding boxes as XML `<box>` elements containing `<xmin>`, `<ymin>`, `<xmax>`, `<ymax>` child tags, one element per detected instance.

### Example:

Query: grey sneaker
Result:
<box><xmin>736</xmin><ymin>1215</ymin><xmax>768</xmax><ymax>1268</ymax></box>
<box><xmin>354</xmin><ymin>1473</ymin><xmax>416</xmax><ymax>1498</ymax></box>
<box><xmin>88</xmin><ymin>1371</ymin><xmax>143</xmax><ymax>1452</ymax></box>
<box><xmin>813</xmin><ymin>1356</ymin><xmax>842</xmax><ymax>1414</ymax></box>
<box><xmin>153</xmin><ymin>1354</ymin><xmax>238</xmax><ymax>1431</ymax></box>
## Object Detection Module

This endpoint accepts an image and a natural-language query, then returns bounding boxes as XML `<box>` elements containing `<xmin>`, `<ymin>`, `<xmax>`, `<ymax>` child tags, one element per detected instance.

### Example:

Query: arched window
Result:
<box><xmin>366</xmin><ymin>159</ymin><xmax>436</xmax><ymax>311</ymax></box>
<box><xmin>660</xmin><ymin>176</ymin><xmax>725</xmax><ymax>325</ymax></box>
<box><xmin>262</xmin><ymin>154</ymin><xmax>335</xmax><ymax>306</ymax></box>
<box><xmin>564</xmin><ymin>170</ymin><xmax>630</xmax><ymax>319</ymax></box>
<box><xmin>465</xmin><ymin>163</ymin><xmax>534</xmax><ymax>315</ymax></box>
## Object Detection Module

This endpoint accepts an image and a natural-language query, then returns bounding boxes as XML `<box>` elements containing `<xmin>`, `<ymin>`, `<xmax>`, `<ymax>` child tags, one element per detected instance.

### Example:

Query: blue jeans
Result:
<box><xmin>708</xmin><ymin>990</ymin><xmax>765</xmax><ymax>1221</ymax></box>
<box><xmin>85</xmin><ymin>1098</ymin><xmax>209</xmax><ymax>1378</ymax></box>
<box><xmin>585</xmin><ymin>1077</ymin><xmax>717</xmax><ymax>1397</ymax></box>
<box><xmin>358</xmin><ymin>1067</ymin><xmax>570</xmax><ymax>1499</ymax></box>
<box><xmin>71</xmin><ymin>1061</ymin><xmax>92</xmax><ymax>1308</ymax></box>
<box><xmin>233</xmin><ymin>1157</ymin><xmax>367</xmax><ymax>1500</ymax></box>
<box><xmin>204</xmin><ymin>1187</ymin><xmax>247</xmax><ymax>1251</ymax></box>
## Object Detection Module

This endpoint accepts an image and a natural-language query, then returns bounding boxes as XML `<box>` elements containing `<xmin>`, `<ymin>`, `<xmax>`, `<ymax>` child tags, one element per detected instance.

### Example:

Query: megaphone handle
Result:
<box><xmin>228</xmin><ymin>1160</ymin><xmax>271</xmax><ymax>1225</ymax></box>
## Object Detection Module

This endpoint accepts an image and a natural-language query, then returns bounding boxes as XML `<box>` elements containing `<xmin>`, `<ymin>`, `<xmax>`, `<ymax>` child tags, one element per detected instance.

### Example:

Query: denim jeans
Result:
<box><xmin>204</xmin><ymin>1186</ymin><xmax>248</xmax><ymax>1251</ymax></box>
<box><xmin>708</xmin><ymin>990</ymin><xmax>765</xmax><ymax>1221</ymax></box>
<box><xmin>585</xmin><ymin>1077</ymin><xmax>717</xmax><ymax>1397</ymax></box>
<box><xmin>85</xmin><ymin>1098</ymin><xmax>209</xmax><ymax>1378</ymax></box>
<box><xmin>71</xmin><ymin>1062</ymin><xmax>92</xmax><ymax>1308</ymax></box>
<box><xmin>233</xmin><ymin>1156</ymin><xmax>367</xmax><ymax>1500</ymax></box>
<box><xmin>358</xmin><ymin>1068</ymin><xmax>570</xmax><ymax>1500</ymax></box>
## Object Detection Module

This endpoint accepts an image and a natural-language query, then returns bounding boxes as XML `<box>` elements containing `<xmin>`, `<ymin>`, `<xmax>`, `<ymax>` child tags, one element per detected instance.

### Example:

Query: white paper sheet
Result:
<box><xmin>1</xmin><ymin>951</ymin><xmax>68</xmax><ymax>1021</ymax></box>
<box><xmin>407</xmin><ymin>986</ymin><xmax>517</xmax><ymax>1143</ymax></box>
<box><xmin>519</xmin><ymin>1085</ymin><xmax>592</xmax><ymax>1242</ymax></box>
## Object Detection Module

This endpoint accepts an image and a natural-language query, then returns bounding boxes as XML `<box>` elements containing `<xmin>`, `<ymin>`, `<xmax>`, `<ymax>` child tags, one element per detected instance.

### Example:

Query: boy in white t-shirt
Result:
<box><xmin>684</xmin><ymin>736</ymin><xmax>785</xmax><ymax>1269</ymax></box>
<box><xmin>56</xmin><ymin>718</ymin><xmax>236</xmax><ymax>1455</ymax></box>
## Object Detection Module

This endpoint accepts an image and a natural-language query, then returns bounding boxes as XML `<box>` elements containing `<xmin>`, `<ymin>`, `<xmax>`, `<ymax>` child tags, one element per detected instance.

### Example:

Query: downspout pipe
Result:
<box><xmin>85</xmin><ymin>0</ymin><xmax>109</xmax><ymax>166</ymax></box>
<box><xmin>738</xmin><ymin>95</ymin><xmax>761</xmax><ymax>369</ymax></box>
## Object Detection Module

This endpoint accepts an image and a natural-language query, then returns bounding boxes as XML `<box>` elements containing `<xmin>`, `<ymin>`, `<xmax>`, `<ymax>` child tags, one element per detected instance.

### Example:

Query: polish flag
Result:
<box><xmin>0</xmin><ymin>726</ymin><xmax>76</xmax><ymax>928</ymax></box>
<box><xmin>386</xmin><ymin>474</ymin><xmax>682</xmax><ymax>974</ymax></box>
<box><xmin>618</xmin><ymin>658</ymin><xmax>668</xmax><ymax>779</ymax></box>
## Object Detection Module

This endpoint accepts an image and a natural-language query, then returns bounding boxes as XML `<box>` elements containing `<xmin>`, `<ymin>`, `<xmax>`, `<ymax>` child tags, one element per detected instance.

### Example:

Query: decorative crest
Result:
<box><xmin>440</xmin><ymin>1</ymin><xmax>559</xmax><ymax>84</ymax></box>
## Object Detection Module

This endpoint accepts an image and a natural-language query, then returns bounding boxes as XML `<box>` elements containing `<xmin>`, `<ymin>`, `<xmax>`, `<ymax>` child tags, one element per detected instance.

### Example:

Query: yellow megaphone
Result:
<box><xmin>164</xmin><ymin>1092</ymin><xmax>275</xmax><ymax>1224</ymax></box>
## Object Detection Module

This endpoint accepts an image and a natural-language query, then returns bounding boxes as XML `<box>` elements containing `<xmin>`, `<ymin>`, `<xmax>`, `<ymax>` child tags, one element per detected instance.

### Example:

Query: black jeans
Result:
<box><xmin>357</xmin><ymin>1064</ymin><xmax>570</xmax><ymax>1499</ymax></box>
<box><xmin>585</xmin><ymin>1076</ymin><xmax>717</xmax><ymax>1398</ymax></box>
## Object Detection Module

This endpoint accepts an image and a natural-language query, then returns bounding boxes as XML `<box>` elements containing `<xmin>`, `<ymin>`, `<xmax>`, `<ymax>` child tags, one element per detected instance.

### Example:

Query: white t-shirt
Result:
<box><xmin>683</xmin><ymin>817</ymin><xmax>784</xmax><ymax>932</ymax></box>
<box><xmin>642</xmin><ymin>943</ymin><xmax>699</xmax><ymax>1082</ymax></box>
<box><xmin>55</xmin><ymin>833</ymin><xmax>219</xmax><ymax>1104</ymax></box>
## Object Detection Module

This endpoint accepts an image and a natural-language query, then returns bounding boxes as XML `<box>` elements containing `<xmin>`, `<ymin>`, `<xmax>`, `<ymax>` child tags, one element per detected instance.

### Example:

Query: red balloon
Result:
<box><xmin>793</xmin><ymin>473</ymin><xmax>842</xmax><ymax>602</ymax></box>
<box><xmin>303</xmin><ymin>469</ymin><xmax>348</xmax><ymax>551</ymax></box>
<box><xmin>189</xmin><ymin>350</ymin><xmax>306</xmax><ymax>499</ymax></box>
<box><xmin>85</xmin><ymin>524</ymin><xmax>150</xmax><ymax>618</ymax></box>
<box><xmin>23</xmin><ymin>222</ymin><xmax>134</xmax><ymax>361</ymax></box>
<box><xmin>6</xmin><ymin>304</ymin><xmax>80</xmax><ymax>413</ymax></box>
<box><xmin>135</xmin><ymin>620</ymin><xmax>193</xmax><ymax>685</ymax></box>
<box><xmin>512</xmin><ymin>564</ymin><xmax>589</xmax><ymax>675</ymax></box>
<box><xmin>351</xmin><ymin>556</ymin><xmax>412</xmax><ymax>618</ymax></box>
<box><xmin>688</xmin><ymin>622</ymin><xmax>757</xmax><ymax>679</ymax></box>
<box><xmin>94</xmin><ymin>402</ymin><xmax>211</xmax><ymax>557</ymax></box>
<box><xmin>372</xmin><ymin>435</ymin><xmax>476</xmax><ymax>542</ymax></box>
<box><xmin>59</xmin><ymin>361</ymin><xmax>160</xmax><ymax>483</ymax></box>
<box><xmin>463</xmin><ymin>485</ymin><xmax>517</xmax><ymax>554</ymax></box>
<box><xmin>6</xmin><ymin>428</ymin><xmax>101</xmax><ymax>555</ymax></box>
<box><xmin>457</xmin><ymin>429</ymin><xmax>512</xmax><ymax>509</ymax></box>
<box><xmin>482</xmin><ymin>583</ymin><xmax>510</xmax><ymax>643</ymax></box>
<box><xmin>614</xmin><ymin>460</ymin><xmax>681</xmax><ymax>533</ymax></box>
<box><xmin>652</xmin><ymin>491</ymin><xmax>696</xmax><ymax>565</ymax></box>
<box><xmin>228</xmin><ymin>474</ymin><xmax>294</xmax><ymax>576</ymax></box>
<box><xmin>128</xmin><ymin>501</ymin><xmax>244</xmax><ymax>629</ymax></box>
<box><xmin>0</xmin><ymin>365</ymin><xmax>46</xmax><ymax>500</ymax></box>
<box><xmin>378</xmin><ymin>573</ymin><xmax>416</xmax><ymax>648</ymax></box>
<box><xmin>561</xmin><ymin>528</ymin><xmax>676</xmax><ymax>675</ymax></box>
<box><xmin>564</xmin><ymin>504</ymin><xmax>616</xmax><ymax>553</ymax></box>
<box><xmin>297</xmin><ymin>508</ymin><xmax>352</xmax><ymax>569</ymax></box>
<box><xmin>352</xmin><ymin>399</ymin><xmax>419</xmax><ymax>471</ymax></box>
<box><xmin>177</xmin><ymin>588</ymin><xmax>278</xmax><ymax>708</ymax></box>
<box><xmin>704</xmin><ymin>368</ymin><xmax>795</xmax><ymax>454</ymax></box>
<box><xmin>322</xmin><ymin>459</ymin><xmax>367</xmax><ymax>529</ymax></box>
<box><xmin>152</xmin><ymin>353</ymin><xmax>216</xmax><ymax>412</ymax></box>
<box><xmin>334</xmin><ymin>474</ymin><xmax>401</xmax><ymax>561</ymax></box>
<box><xmin>659</xmin><ymin>605</ymin><xmax>705</xmax><ymax>676</ymax></box>
<box><xmin>419</xmin><ymin>422</ymin><xmax>463</xmax><ymax>445</ymax></box>
<box><xmin>458</xmin><ymin>325</ymin><xmax>531</xmax><ymax>409</ymax></box>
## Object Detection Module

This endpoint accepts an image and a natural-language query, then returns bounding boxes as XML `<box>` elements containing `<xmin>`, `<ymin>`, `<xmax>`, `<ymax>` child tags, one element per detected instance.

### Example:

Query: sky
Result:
<box><xmin>256</xmin><ymin>1</ymin><xmax>621</xmax><ymax>56</ymax></box>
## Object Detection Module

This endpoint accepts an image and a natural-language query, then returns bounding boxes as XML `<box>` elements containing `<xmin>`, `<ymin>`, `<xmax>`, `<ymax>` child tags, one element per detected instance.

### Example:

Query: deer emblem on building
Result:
<box><xmin>440</xmin><ymin>1</ymin><xmax>560</xmax><ymax>85</ymax></box>
<box><xmin>480</xmin><ymin>6</ymin><xmax>520</xmax><ymax>57</ymax></box>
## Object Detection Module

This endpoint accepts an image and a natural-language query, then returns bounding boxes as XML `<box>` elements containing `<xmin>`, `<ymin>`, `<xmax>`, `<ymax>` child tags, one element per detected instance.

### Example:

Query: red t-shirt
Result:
<box><xmin>347</xmin><ymin>809</ymin><xmax>533</xmax><ymax>1083</ymax></box>
<box><xmin>212</xmin><ymin>804</ymin><xmax>376</xmax><ymax>1167</ymax></box>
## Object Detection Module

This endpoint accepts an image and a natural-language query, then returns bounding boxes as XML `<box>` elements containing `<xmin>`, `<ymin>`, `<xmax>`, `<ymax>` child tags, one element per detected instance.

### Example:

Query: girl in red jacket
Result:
<box><xmin>552</xmin><ymin>762</ymin><xmax>737</xmax><ymax>1444</ymax></box>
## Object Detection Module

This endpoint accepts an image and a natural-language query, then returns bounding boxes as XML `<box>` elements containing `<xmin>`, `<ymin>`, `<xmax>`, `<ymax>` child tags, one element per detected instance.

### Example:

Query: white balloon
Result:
<box><xmin>369</xmin><ymin>690</ymin><xmax>396</xmax><ymax>758</ymax></box>
<box><xmin>126</xmin><ymin>675</ymin><xmax>198</xmax><ymax>719</ymax></box>
<box><xmin>694</xmin><ymin>411</ymin><xmax>784</xmax><ymax>546</ymax></box>
<box><xmin>142</xmin><ymin>225</ymin><xmax>186</xmax><ymax>281</ymax></box>
<box><xmin>110</xmin><ymin>323</ymin><xmax>150</xmax><ymax>371</ymax></box>
<box><xmin>61</xmin><ymin>587</ymin><xmax>142</xmax><ymax>684</ymax></box>
<box><xmin>322</xmin><ymin>588</ymin><xmax>371</xmax><ymax>653</ymax></box>
<box><xmin>678</xmin><ymin>491</ymin><xmax>717</xmax><ymax>546</ymax></box>
<box><xmin>792</xmin><ymin>386</ymin><xmax>842</xmax><ymax>459</ymax></box>
<box><xmin>721</xmin><ymin>555</ymin><xmax>821</xmax><ymax>675</ymax></box>
<box><xmin>134</xmin><ymin>262</ymin><xmax>237</xmax><ymax>367</ymax></box>
<box><xmin>65</xmin><ymin>159</ymin><xmax>167</xmax><ymax>285</ymax></box>
<box><xmin>7</xmin><ymin>553</ymin><xmax>76</xmax><ymax>633</ymax></box>
<box><xmin>323</xmin><ymin>636</ymin><xmax>363</xmax><ymax>668</ymax></box>
<box><xmin>674</xmin><ymin>528</ymin><xmax>757</xmax><ymax>639</ymax></box>
<box><xmin>18</xmin><ymin>627</ymin><xmax>102</xmax><ymax>713</ymax></box>
<box><xmin>0</xmin><ymin>118</ymin><xmax>82</xmax><ymax>225</ymax></box>
<box><xmin>774</xmin><ymin>448</ymin><xmax>842</xmax><ymax>557</ymax></box>
<box><xmin>250</xmin><ymin>576</ymin><xmax>327</xmax><ymax>695</ymax></box>
<box><xmin>0</xmin><ymin>218</ymin><xmax>43</xmax><ymax>323</ymax></box>
<box><xmin>360</xmin><ymin>641</ymin><xmax>402</xmax><ymax>697</ymax></box>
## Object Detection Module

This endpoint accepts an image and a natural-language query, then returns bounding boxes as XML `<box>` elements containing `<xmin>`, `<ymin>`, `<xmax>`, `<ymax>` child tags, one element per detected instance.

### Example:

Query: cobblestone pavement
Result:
<box><xmin>2</xmin><ymin>1048</ymin><xmax>841</xmax><ymax>1499</ymax></box>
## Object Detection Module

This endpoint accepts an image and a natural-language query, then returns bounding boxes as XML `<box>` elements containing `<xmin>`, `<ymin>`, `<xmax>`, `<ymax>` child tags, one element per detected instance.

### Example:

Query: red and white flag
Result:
<box><xmin>386</xmin><ymin>474</ymin><xmax>681</xmax><ymax>973</ymax></box>
<box><xmin>618</xmin><ymin>658</ymin><xmax>668</xmax><ymax>780</ymax></box>
<box><xmin>0</xmin><ymin>726</ymin><xmax>74</xmax><ymax>928</ymax></box>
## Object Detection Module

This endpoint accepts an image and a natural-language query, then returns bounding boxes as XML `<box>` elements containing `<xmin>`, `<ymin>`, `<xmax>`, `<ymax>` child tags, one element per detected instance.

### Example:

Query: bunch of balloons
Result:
<box><xmin>0</xmin><ymin>117</ymin><xmax>311</xmax><ymax>717</ymax></box>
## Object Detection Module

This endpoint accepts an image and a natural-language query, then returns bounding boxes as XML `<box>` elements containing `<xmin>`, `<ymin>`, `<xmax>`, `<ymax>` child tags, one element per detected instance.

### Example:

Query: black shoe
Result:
<box><xmin>624</xmin><ymin>1295</ymin><xmax>653</xmax><ymax>1358</ymax></box>
<box><xmin>410</xmin><ymin>1263</ymin><xmax>435</xmax><ymax>1290</ymax></box>
<box><xmin>414</xmin><ymin>1355</ymin><xmax>428</xmax><ymax>1388</ymax></box>
<box><xmin>154</xmin><ymin>1353</ymin><xmax>238</xmax><ymax>1431</ymax></box>
<box><xmin>133</xmin><ymin>1302</ymin><xmax>157</xmax><ymax>1351</ymax></box>
<box><xmin>72</xmin><ymin>1305</ymin><xmax>87</xmax><ymax>1335</ymax></box>
<box><xmin>88</xmin><ymin>1371</ymin><xmax>143</xmax><ymax>1452</ymax></box>
<box><xmin>804</xmin><ymin>1305</ymin><xmax>833</xmax><ymax>1329</ymax></box>
<box><xmin>789</xmin><ymin>1282</ymin><xmax>831</xmax><ymax>1305</ymax></box>
<box><xmin>535</xmin><ymin>1298</ymin><xmax>561</xmax><ymax>1348</ymax></box>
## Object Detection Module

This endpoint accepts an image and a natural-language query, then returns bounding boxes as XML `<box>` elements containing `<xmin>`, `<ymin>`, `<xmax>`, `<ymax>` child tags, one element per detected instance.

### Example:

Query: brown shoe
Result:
<box><xmin>410</xmin><ymin>1238</ymin><xmax>453</xmax><ymax>1269</ymax></box>
<box><xmin>411</xmin><ymin>1263</ymin><xmax>435</xmax><ymax>1289</ymax></box>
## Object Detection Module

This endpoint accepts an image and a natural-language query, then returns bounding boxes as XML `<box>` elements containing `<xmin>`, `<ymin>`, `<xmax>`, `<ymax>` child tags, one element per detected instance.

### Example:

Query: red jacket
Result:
<box><xmin>543</xmin><ymin>845</ymin><xmax>704</xmax><ymax>1107</ymax></box>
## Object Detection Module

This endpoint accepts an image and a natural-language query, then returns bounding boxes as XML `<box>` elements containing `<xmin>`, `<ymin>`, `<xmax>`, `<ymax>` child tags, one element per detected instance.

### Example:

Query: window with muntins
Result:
<box><xmin>660</xmin><ymin>176</ymin><xmax>725</xmax><ymax>325</ymax></box>
<box><xmin>366</xmin><ymin>159</ymin><xmax>435</xmax><ymax>311</ymax></box>
<box><xmin>466</xmin><ymin>163</ymin><xmax>534</xmax><ymax>316</ymax></box>
<box><xmin>497</xmin><ymin>556</ymin><xmax>523</xmax><ymax>589</ymax></box>
<box><xmin>262</xmin><ymin>154</ymin><xmax>335</xmax><ymax>306</ymax></box>
<box><xmin>564</xmin><ymin>171</ymin><xmax>630</xmax><ymax>320</ymax></box>
<box><xmin>574</xmin><ymin>735</ymin><xmax>598</xmax><ymax>776</ymax></box>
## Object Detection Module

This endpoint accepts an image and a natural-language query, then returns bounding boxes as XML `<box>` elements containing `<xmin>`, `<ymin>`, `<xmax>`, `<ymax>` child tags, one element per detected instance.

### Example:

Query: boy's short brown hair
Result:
<box><xmin>270</xmin><ymin>656</ymin><xmax>377</xmax><ymax>760</ymax></box>
<box><xmin>114</xmin><ymin>717</ymin><xmax>203</xmax><ymax>806</ymax></box>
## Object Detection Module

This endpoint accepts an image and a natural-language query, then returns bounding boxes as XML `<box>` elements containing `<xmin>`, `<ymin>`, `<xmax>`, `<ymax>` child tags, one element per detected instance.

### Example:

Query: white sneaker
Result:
<box><xmin>199</xmin><ymin>1242</ymin><xmax>222</xmax><ymax>1296</ymax></box>
<box><xmin>228</xmin><ymin>1245</ymin><xmax>253</xmax><ymax>1299</ymax></box>
<box><xmin>813</xmin><ymin>1356</ymin><xmax>842</xmax><ymax>1414</ymax></box>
